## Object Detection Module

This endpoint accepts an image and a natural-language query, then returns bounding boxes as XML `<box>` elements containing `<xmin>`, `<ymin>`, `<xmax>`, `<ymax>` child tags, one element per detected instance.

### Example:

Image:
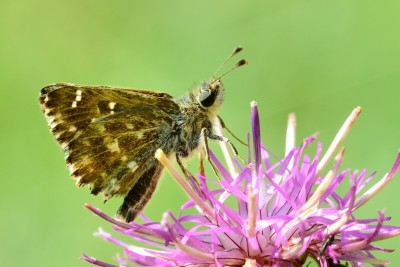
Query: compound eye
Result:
<box><xmin>198</xmin><ymin>90</ymin><xmax>215</xmax><ymax>108</ymax></box>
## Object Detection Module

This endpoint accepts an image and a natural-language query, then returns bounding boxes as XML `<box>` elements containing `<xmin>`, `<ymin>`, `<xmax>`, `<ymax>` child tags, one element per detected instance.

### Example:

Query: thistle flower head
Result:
<box><xmin>83</xmin><ymin>102</ymin><xmax>400</xmax><ymax>267</ymax></box>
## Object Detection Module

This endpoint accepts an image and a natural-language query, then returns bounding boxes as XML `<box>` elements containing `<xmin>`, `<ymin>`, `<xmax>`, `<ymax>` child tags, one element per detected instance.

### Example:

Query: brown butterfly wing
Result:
<box><xmin>39</xmin><ymin>83</ymin><xmax>179</xmax><ymax>202</ymax></box>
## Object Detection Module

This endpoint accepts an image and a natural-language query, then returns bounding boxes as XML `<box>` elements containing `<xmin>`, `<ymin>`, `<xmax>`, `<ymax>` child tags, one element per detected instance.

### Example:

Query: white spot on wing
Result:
<box><xmin>104</xmin><ymin>178</ymin><xmax>121</xmax><ymax>197</ymax></box>
<box><xmin>50</xmin><ymin>121</ymin><xmax>57</xmax><ymax>129</ymax></box>
<box><xmin>82</xmin><ymin>140</ymin><xmax>90</xmax><ymax>146</ymax></box>
<box><xmin>108</xmin><ymin>102</ymin><xmax>116</xmax><ymax>109</ymax></box>
<box><xmin>45</xmin><ymin>115</ymin><xmax>55</xmax><ymax>124</ymax></box>
<box><xmin>108</xmin><ymin>102</ymin><xmax>116</xmax><ymax>115</ymax></box>
<box><xmin>74</xmin><ymin>130</ymin><xmax>83</xmax><ymax>139</ymax></box>
<box><xmin>72</xmin><ymin>90</ymin><xmax>82</xmax><ymax>107</ymax></box>
<box><xmin>106</xmin><ymin>139</ymin><xmax>121</xmax><ymax>153</ymax></box>
<box><xmin>127</xmin><ymin>160</ymin><xmax>137</xmax><ymax>169</ymax></box>
<box><xmin>97</xmin><ymin>124</ymin><xmax>106</xmax><ymax>132</ymax></box>
<box><xmin>75</xmin><ymin>176</ymin><xmax>84</xmax><ymax>186</ymax></box>
<box><xmin>136</xmin><ymin>132</ymin><xmax>144</xmax><ymax>139</ymax></box>
<box><xmin>68</xmin><ymin>125</ymin><xmax>77</xmax><ymax>132</ymax></box>
<box><xmin>68</xmin><ymin>164</ymin><xmax>75</xmax><ymax>174</ymax></box>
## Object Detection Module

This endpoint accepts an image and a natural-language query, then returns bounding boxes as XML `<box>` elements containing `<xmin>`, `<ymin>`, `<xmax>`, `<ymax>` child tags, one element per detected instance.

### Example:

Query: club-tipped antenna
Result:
<box><xmin>213</xmin><ymin>59</ymin><xmax>248</xmax><ymax>82</ymax></box>
<box><xmin>211</xmin><ymin>46</ymin><xmax>244</xmax><ymax>78</ymax></box>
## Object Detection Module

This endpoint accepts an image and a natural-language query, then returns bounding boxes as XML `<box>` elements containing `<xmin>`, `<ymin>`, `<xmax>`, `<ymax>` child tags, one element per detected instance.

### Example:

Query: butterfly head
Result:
<box><xmin>194</xmin><ymin>46</ymin><xmax>247</xmax><ymax>111</ymax></box>
<box><xmin>197</xmin><ymin>78</ymin><xmax>225</xmax><ymax>111</ymax></box>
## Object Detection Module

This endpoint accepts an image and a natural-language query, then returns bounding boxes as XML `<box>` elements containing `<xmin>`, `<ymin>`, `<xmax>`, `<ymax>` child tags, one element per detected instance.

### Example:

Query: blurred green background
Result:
<box><xmin>1</xmin><ymin>1</ymin><xmax>399</xmax><ymax>266</ymax></box>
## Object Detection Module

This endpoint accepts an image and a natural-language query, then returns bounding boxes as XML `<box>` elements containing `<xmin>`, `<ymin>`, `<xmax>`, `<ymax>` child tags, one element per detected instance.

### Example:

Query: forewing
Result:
<box><xmin>40</xmin><ymin>83</ymin><xmax>177</xmax><ymax>145</ymax></box>
<box><xmin>40</xmin><ymin>83</ymin><xmax>179</xmax><ymax>199</ymax></box>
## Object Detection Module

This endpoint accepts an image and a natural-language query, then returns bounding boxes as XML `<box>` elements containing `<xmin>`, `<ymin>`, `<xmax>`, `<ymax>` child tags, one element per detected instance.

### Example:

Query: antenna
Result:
<box><xmin>211</xmin><ymin>46</ymin><xmax>246</xmax><ymax>78</ymax></box>
<box><xmin>213</xmin><ymin>59</ymin><xmax>248</xmax><ymax>81</ymax></box>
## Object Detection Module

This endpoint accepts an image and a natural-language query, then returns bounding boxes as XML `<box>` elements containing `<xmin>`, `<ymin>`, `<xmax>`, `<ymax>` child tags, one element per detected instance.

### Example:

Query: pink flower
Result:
<box><xmin>83</xmin><ymin>102</ymin><xmax>400</xmax><ymax>267</ymax></box>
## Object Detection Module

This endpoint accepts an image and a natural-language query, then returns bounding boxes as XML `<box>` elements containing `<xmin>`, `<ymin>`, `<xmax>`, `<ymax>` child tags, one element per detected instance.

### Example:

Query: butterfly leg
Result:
<box><xmin>176</xmin><ymin>154</ymin><xmax>201</xmax><ymax>188</ymax></box>
<box><xmin>204</xmin><ymin>127</ymin><xmax>245</xmax><ymax>164</ymax></box>
<box><xmin>201</xmin><ymin>128</ymin><xmax>226</xmax><ymax>179</ymax></box>
<box><xmin>218</xmin><ymin>115</ymin><xmax>248</xmax><ymax>146</ymax></box>
<box><xmin>175</xmin><ymin>154</ymin><xmax>195</xmax><ymax>179</ymax></box>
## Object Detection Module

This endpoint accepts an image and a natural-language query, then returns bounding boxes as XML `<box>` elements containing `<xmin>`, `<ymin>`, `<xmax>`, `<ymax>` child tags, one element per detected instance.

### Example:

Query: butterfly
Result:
<box><xmin>39</xmin><ymin>47</ymin><xmax>246</xmax><ymax>222</ymax></box>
